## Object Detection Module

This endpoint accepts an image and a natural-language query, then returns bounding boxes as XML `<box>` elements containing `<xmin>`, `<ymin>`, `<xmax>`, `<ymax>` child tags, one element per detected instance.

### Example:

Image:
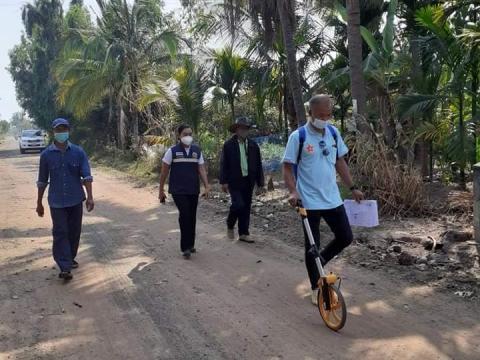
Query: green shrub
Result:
<box><xmin>260</xmin><ymin>143</ymin><xmax>285</xmax><ymax>162</ymax></box>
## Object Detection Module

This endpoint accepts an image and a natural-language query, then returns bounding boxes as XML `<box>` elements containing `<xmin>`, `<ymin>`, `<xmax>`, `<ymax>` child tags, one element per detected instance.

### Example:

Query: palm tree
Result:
<box><xmin>229</xmin><ymin>0</ymin><xmax>307</xmax><ymax>127</ymax></box>
<box><xmin>346</xmin><ymin>0</ymin><xmax>367</xmax><ymax>129</ymax></box>
<box><xmin>211</xmin><ymin>46</ymin><xmax>248</xmax><ymax>125</ymax></box>
<box><xmin>172</xmin><ymin>59</ymin><xmax>209</xmax><ymax>133</ymax></box>
<box><xmin>276</xmin><ymin>0</ymin><xmax>307</xmax><ymax>125</ymax></box>
<box><xmin>55</xmin><ymin>0</ymin><xmax>179</xmax><ymax>149</ymax></box>
<box><xmin>332</xmin><ymin>0</ymin><xmax>399</xmax><ymax>144</ymax></box>
<box><xmin>140</xmin><ymin>57</ymin><xmax>209</xmax><ymax>136</ymax></box>
<box><xmin>398</xmin><ymin>4</ymin><xmax>477</xmax><ymax>188</ymax></box>
<box><xmin>458</xmin><ymin>5</ymin><xmax>480</xmax><ymax>161</ymax></box>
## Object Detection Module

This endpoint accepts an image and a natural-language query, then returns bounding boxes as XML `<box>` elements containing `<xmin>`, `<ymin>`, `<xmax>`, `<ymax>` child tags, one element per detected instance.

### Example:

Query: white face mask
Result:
<box><xmin>312</xmin><ymin>118</ymin><xmax>329</xmax><ymax>129</ymax></box>
<box><xmin>181</xmin><ymin>136</ymin><xmax>193</xmax><ymax>146</ymax></box>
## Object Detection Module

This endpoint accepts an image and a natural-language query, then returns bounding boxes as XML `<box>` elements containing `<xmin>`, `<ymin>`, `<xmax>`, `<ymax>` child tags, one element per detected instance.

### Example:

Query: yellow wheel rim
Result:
<box><xmin>317</xmin><ymin>285</ymin><xmax>346</xmax><ymax>331</ymax></box>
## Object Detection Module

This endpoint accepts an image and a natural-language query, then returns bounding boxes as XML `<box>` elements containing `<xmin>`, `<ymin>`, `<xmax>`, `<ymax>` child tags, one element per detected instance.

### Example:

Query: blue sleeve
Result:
<box><xmin>336</xmin><ymin>130</ymin><xmax>349</xmax><ymax>158</ymax></box>
<box><xmin>37</xmin><ymin>152</ymin><xmax>49</xmax><ymax>188</ymax></box>
<box><xmin>80</xmin><ymin>148</ymin><xmax>93</xmax><ymax>182</ymax></box>
<box><xmin>282</xmin><ymin>131</ymin><xmax>300</xmax><ymax>164</ymax></box>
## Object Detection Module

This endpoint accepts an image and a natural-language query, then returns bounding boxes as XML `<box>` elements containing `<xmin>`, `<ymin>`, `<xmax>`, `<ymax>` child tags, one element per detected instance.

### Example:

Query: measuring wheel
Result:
<box><xmin>317</xmin><ymin>274</ymin><xmax>347</xmax><ymax>331</ymax></box>
<box><xmin>296</xmin><ymin>201</ymin><xmax>348</xmax><ymax>331</ymax></box>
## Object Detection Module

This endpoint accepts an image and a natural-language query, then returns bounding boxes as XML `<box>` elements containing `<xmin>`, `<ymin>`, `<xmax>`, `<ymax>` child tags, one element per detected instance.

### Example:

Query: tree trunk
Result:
<box><xmin>416</xmin><ymin>141</ymin><xmax>429</xmax><ymax>177</ymax></box>
<box><xmin>108</xmin><ymin>91</ymin><xmax>113</xmax><ymax>143</ymax></box>
<box><xmin>117</xmin><ymin>104</ymin><xmax>126</xmax><ymax>150</ymax></box>
<box><xmin>473</xmin><ymin>55</ymin><xmax>479</xmax><ymax>162</ymax></box>
<box><xmin>471</xmin><ymin>10</ymin><xmax>479</xmax><ymax>163</ymax></box>
<box><xmin>346</xmin><ymin>0</ymin><xmax>368</xmax><ymax>133</ymax></box>
<box><xmin>459</xmin><ymin>90</ymin><xmax>466</xmax><ymax>189</ymax></box>
<box><xmin>283</xmin><ymin>83</ymin><xmax>289</xmax><ymax>140</ymax></box>
<box><xmin>429</xmin><ymin>140</ymin><xmax>434</xmax><ymax>182</ymax></box>
<box><xmin>277</xmin><ymin>0</ymin><xmax>306</xmax><ymax>126</ymax></box>
<box><xmin>378</xmin><ymin>90</ymin><xmax>396</xmax><ymax>149</ymax></box>
<box><xmin>278</xmin><ymin>91</ymin><xmax>285</xmax><ymax>140</ymax></box>
<box><xmin>132</xmin><ymin>110</ymin><xmax>139</xmax><ymax>147</ymax></box>
<box><xmin>229</xmin><ymin>97</ymin><xmax>235</xmax><ymax>126</ymax></box>
<box><xmin>285</xmin><ymin>83</ymin><xmax>297</xmax><ymax>130</ymax></box>
<box><xmin>410</xmin><ymin>30</ymin><xmax>429</xmax><ymax>175</ymax></box>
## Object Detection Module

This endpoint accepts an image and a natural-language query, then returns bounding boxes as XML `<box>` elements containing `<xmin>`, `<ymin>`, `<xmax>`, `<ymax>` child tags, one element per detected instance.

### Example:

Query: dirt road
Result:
<box><xmin>1</xmin><ymin>136</ymin><xmax>479</xmax><ymax>360</ymax></box>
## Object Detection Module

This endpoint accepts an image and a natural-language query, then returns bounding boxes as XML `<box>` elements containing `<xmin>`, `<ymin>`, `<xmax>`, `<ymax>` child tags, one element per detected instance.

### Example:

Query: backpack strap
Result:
<box><xmin>327</xmin><ymin>124</ymin><xmax>338</xmax><ymax>158</ymax></box>
<box><xmin>297</xmin><ymin>126</ymin><xmax>306</xmax><ymax>164</ymax></box>
<box><xmin>294</xmin><ymin>126</ymin><xmax>306</xmax><ymax>179</ymax></box>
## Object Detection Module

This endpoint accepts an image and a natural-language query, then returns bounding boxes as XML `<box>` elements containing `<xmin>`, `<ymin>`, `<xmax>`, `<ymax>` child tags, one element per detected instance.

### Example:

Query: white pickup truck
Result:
<box><xmin>18</xmin><ymin>129</ymin><xmax>47</xmax><ymax>154</ymax></box>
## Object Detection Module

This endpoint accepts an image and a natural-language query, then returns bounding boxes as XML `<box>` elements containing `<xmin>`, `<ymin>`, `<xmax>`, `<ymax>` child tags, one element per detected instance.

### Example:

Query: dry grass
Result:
<box><xmin>348</xmin><ymin>133</ymin><xmax>429</xmax><ymax>217</ymax></box>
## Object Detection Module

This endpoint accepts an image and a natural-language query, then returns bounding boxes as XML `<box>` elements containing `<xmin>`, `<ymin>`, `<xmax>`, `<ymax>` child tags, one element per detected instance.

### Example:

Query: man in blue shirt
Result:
<box><xmin>36</xmin><ymin>118</ymin><xmax>94</xmax><ymax>280</ymax></box>
<box><xmin>282</xmin><ymin>95</ymin><xmax>364</xmax><ymax>305</ymax></box>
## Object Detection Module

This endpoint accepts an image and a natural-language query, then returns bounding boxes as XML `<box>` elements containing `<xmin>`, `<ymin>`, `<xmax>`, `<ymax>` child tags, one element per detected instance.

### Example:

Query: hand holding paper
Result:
<box><xmin>344</xmin><ymin>200</ymin><xmax>379</xmax><ymax>228</ymax></box>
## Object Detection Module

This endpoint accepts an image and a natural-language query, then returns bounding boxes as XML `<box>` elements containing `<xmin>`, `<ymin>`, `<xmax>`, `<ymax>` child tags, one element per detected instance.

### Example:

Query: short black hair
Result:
<box><xmin>177</xmin><ymin>124</ymin><xmax>192</xmax><ymax>136</ymax></box>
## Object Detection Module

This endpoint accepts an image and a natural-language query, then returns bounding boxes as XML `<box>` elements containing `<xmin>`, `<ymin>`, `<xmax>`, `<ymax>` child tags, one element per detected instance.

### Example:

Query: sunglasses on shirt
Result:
<box><xmin>319</xmin><ymin>140</ymin><xmax>330</xmax><ymax>156</ymax></box>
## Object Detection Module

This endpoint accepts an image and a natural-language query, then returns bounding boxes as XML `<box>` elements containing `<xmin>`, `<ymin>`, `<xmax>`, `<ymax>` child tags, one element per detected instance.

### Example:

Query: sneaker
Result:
<box><xmin>239</xmin><ymin>235</ymin><xmax>254</xmax><ymax>243</ymax></box>
<box><xmin>227</xmin><ymin>228</ymin><xmax>235</xmax><ymax>240</ymax></box>
<box><xmin>182</xmin><ymin>250</ymin><xmax>191</xmax><ymax>259</ymax></box>
<box><xmin>72</xmin><ymin>260</ymin><xmax>79</xmax><ymax>269</ymax></box>
<box><xmin>311</xmin><ymin>289</ymin><xmax>319</xmax><ymax>306</ymax></box>
<box><xmin>59</xmin><ymin>271</ymin><xmax>73</xmax><ymax>281</ymax></box>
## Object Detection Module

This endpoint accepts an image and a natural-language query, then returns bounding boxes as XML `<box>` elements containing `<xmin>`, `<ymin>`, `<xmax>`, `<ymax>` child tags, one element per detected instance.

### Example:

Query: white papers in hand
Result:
<box><xmin>344</xmin><ymin>200</ymin><xmax>379</xmax><ymax>228</ymax></box>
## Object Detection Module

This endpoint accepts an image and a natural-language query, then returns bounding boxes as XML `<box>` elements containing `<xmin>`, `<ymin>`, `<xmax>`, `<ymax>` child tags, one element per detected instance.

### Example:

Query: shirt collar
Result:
<box><xmin>306</xmin><ymin>123</ymin><xmax>327</xmax><ymax>137</ymax></box>
<box><xmin>235</xmin><ymin>136</ymin><xmax>248</xmax><ymax>144</ymax></box>
<box><xmin>48</xmin><ymin>141</ymin><xmax>71</xmax><ymax>152</ymax></box>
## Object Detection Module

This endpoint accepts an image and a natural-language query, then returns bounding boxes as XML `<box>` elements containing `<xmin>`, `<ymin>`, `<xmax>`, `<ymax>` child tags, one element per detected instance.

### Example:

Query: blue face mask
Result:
<box><xmin>54</xmin><ymin>132</ymin><xmax>69</xmax><ymax>143</ymax></box>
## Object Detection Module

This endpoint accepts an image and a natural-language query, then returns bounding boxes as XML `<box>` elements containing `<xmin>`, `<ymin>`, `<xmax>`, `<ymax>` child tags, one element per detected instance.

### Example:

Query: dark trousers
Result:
<box><xmin>303</xmin><ymin>205</ymin><xmax>353</xmax><ymax>290</ymax></box>
<box><xmin>172</xmin><ymin>194</ymin><xmax>199</xmax><ymax>252</ymax></box>
<box><xmin>227</xmin><ymin>177</ymin><xmax>255</xmax><ymax>236</ymax></box>
<box><xmin>50</xmin><ymin>202</ymin><xmax>83</xmax><ymax>272</ymax></box>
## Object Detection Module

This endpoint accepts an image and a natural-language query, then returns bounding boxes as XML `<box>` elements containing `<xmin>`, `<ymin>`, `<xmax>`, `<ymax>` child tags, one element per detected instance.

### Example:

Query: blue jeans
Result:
<box><xmin>50</xmin><ymin>202</ymin><xmax>83</xmax><ymax>271</ymax></box>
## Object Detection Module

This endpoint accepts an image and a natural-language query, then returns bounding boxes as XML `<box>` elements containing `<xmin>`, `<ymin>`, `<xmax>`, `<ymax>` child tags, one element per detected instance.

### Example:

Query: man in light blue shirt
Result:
<box><xmin>282</xmin><ymin>94</ymin><xmax>364</xmax><ymax>305</ymax></box>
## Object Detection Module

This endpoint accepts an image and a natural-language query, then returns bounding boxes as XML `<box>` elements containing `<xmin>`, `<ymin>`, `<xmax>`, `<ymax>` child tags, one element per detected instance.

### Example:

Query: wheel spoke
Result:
<box><xmin>330</xmin><ymin>309</ymin><xmax>341</xmax><ymax>323</ymax></box>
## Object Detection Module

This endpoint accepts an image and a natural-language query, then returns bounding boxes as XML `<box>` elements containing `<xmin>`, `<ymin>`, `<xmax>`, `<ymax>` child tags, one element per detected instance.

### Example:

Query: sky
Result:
<box><xmin>0</xmin><ymin>0</ymin><xmax>181</xmax><ymax>121</ymax></box>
